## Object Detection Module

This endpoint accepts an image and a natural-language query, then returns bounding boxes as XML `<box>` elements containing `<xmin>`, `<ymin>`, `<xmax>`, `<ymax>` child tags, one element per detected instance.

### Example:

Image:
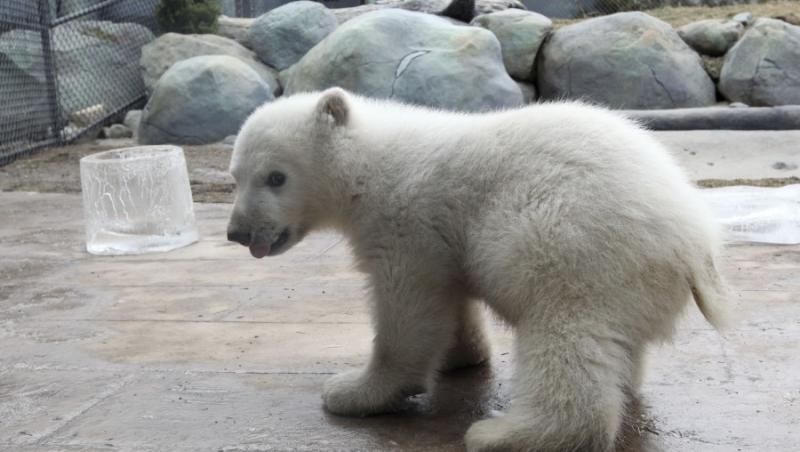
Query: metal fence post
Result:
<box><xmin>38</xmin><ymin>0</ymin><xmax>63</xmax><ymax>146</ymax></box>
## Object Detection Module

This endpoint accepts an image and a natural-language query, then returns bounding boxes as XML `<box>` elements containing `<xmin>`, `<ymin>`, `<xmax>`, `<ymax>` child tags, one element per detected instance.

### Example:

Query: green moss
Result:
<box><xmin>156</xmin><ymin>0</ymin><xmax>221</xmax><ymax>34</ymax></box>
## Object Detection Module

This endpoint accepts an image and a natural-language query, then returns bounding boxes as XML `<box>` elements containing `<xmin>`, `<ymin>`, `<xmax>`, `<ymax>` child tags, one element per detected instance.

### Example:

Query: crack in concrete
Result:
<box><xmin>31</xmin><ymin>373</ymin><xmax>136</xmax><ymax>446</ymax></box>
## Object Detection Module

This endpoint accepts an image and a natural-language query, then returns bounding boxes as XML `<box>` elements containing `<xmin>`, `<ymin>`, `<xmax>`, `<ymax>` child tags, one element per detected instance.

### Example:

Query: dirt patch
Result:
<box><xmin>0</xmin><ymin>139</ymin><xmax>234</xmax><ymax>203</ymax></box>
<box><xmin>553</xmin><ymin>0</ymin><xmax>800</xmax><ymax>28</ymax></box>
<box><xmin>697</xmin><ymin>176</ymin><xmax>800</xmax><ymax>188</ymax></box>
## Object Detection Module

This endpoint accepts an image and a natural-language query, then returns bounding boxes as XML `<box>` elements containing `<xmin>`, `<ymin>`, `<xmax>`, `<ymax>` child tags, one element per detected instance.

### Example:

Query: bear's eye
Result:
<box><xmin>266</xmin><ymin>171</ymin><xmax>286</xmax><ymax>188</ymax></box>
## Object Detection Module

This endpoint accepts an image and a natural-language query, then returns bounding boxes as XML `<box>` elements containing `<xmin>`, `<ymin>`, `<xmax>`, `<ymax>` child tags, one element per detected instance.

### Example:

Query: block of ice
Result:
<box><xmin>80</xmin><ymin>146</ymin><xmax>199</xmax><ymax>255</ymax></box>
<box><xmin>702</xmin><ymin>184</ymin><xmax>800</xmax><ymax>245</ymax></box>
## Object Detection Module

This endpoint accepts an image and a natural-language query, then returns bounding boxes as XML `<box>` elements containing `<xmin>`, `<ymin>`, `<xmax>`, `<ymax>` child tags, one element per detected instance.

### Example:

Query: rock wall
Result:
<box><xmin>130</xmin><ymin>2</ymin><xmax>800</xmax><ymax>144</ymax></box>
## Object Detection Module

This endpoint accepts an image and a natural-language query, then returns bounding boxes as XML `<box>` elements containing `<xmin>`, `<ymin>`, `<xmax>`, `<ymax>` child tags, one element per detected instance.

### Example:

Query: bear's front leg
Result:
<box><xmin>323</xmin><ymin>262</ymin><xmax>459</xmax><ymax>417</ymax></box>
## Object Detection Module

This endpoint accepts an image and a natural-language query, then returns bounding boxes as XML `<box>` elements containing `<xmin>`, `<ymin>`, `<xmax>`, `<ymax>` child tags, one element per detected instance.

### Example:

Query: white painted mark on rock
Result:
<box><xmin>396</xmin><ymin>51</ymin><xmax>429</xmax><ymax>78</ymax></box>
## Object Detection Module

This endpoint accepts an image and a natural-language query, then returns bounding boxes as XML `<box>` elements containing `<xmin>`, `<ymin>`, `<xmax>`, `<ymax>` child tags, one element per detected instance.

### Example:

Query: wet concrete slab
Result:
<box><xmin>0</xmin><ymin>192</ymin><xmax>798</xmax><ymax>451</ymax></box>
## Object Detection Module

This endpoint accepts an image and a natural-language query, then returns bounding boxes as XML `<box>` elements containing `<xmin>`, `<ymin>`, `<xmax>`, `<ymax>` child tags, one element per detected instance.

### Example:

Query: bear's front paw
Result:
<box><xmin>323</xmin><ymin>369</ymin><xmax>424</xmax><ymax>417</ymax></box>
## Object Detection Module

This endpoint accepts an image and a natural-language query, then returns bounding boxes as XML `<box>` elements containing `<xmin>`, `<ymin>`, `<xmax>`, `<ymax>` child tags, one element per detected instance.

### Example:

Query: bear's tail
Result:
<box><xmin>689</xmin><ymin>256</ymin><xmax>731</xmax><ymax>331</ymax></box>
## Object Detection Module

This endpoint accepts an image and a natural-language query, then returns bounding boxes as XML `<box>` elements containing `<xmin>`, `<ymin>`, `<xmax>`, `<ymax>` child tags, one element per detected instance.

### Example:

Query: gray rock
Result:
<box><xmin>138</xmin><ymin>55</ymin><xmax>273</xmax><ymax>145</ymax></box>
<box><xmin>62</xmin><ymin>121</ymin><xmax>101</xmax><ymax>142</ymax></box>
<box><xmin>103</xmin><ymin>124</ymin><xmax>133</xmax><ymax>139</ymax></box>
<box><xmin>772</xmin><ymin>161</ymin><xmax>798</xmax><ymax>171</ymax></box>
<box><xmin>516</xmin><ymin>81</ymin><xmax>537</xmax><ymax>103</ymax></box>
<box><xmin>700</xmin><ymin>54</ymin><xmax>724</xmax><ymax>81</ymax></box>
<box><xmin>677</xmin><ymin>19</ymin><xmax>743</xmax><ymax>56</ymax></box>
<box><xmin>69</xmin><ymin>104</ymin><xmax>106</xmax><ymax>128</ymax></box>
<box><xmin>732</xmin><ymin>12</ymin><xmax>753</xmax><ymax>26</ymax></box>
<box><xmin>284</xmin><ymin>9</ymin><xmax>523</xmax><ymax>112</ymax></box>
<box><xmin>248</xmin><ymin>1</ymin><xmax>338</xmax><ymax>71</ymax></box>
<box><xmin>217</xmin><ymin>15</ymin><xmax>254</xmax><ymax>47</ymax></box>
<box><xmin>140</xmin><ymin>33</ymin><xmax>280</xmax><ymax>96</ymax></box>
<box><xmin>124</xmin><ymin>110</ymin><xmax>142</xmax><ymax>134</ymax></box>
<box><xmin>0</xmin><ymin>21</ymin><xmax>154</xmax><ymax>118</ymax></box>
<box><xmin>719</xmin><ymin>18</ymin><xmax>800</xmax><ymax>106</ymax></box>
<box><xmin>729</xmin><ymin>102</ymin><xmax>748</xmax><ymax>108</ymax></box>
<box><xmin>471</xmin><ymin>9</ymin><xmax>551</xmax><ymax>81</ymax></box>
<box><xmin>537</xmin><ymin>12</ymin><xmax>716</xmax><ymax>109</ymax></box>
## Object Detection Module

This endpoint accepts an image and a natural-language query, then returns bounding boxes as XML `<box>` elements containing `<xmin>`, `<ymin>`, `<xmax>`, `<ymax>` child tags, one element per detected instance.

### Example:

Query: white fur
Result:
<box><xmin>227</xmin><ymin>88</ymin><xmax>729</xmax><ymax>452</ymax></box>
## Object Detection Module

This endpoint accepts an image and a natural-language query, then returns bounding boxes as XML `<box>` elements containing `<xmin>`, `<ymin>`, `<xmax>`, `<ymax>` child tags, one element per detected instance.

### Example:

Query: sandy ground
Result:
<box><xmin>1</xmin><ymin>131</ymin><xmax>799</xmax><ymax>203</ymax></box>
<box><xmin>1</xmin><ymin>192</ymin><xmax>798</xmax><ymax>451</ymax></box>
<box><xmin>1</xmin><ymin>139</ymin><xmax>235</xmax><ymax>203</ymax></box>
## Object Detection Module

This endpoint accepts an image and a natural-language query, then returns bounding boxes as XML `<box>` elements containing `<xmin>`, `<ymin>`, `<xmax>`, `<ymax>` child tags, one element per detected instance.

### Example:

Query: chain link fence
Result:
<box><xmin>0</xmin><ymin>0</ymin><xmax>158</xmax><ymax>165</ymax></box>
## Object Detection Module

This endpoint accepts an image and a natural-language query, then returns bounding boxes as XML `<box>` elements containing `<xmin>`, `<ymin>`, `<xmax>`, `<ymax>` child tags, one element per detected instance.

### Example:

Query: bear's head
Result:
<box><xmin>227</xmin><ymin>88</ymin><xmax>351</xmax><ymax>258</ymax></box>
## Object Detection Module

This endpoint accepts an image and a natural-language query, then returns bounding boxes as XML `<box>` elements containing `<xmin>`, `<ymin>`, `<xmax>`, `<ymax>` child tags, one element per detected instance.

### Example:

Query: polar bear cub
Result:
<box><xmin>227</xmin><ymin>88</ymin><xmax>728</xmax><ymax>452</ymax></box>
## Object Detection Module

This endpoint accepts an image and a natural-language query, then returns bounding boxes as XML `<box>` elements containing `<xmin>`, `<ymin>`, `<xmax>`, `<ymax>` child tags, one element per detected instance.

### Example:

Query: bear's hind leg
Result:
<box><xmin>441</xmin><ymin>299</ymin><xmax>491</xmax><ymax>372</ymax></box>
<box><xmin>465</xmin><ymin>318</ymin><xmax>634</xmax><ymax>452</ymax></box>
<box><xmin>323</xmin><ymin>273</ymin><xmax>459</xmax><ymax>417</ymax></box>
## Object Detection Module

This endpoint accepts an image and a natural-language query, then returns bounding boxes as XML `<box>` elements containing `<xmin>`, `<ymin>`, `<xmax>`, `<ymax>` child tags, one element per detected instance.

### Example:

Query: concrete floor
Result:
<box><xmin>1</xmin><ymin>192</ymin><xmax>798</xmax><ymax>452</ymax></box>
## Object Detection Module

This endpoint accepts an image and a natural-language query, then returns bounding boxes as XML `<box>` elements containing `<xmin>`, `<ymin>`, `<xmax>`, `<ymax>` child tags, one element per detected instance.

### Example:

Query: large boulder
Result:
<box><xmin>677</xmin><ymin>19</ymin><xmax>743</xmax><ymax>56</ymax></box>
<box><xmin>719</xmin><ymin>18</ymin><xmax>800</xmax><ymax>106</ymax></box>
<box><xmin>471</xmin><ymin>9</ymin><xmax>551</xmax><ymax>81</ymax></box>
<box><xmin>537</xmin><ymin>12</ymin><xmax>716</xmax><ymax>109</ymax></box>
<box><xmin>0</xmin><ymin>21</ymin><xmax>154</xmax><ymax>124</ymax></box>
<box><xmin>284</xmin><ymin>9</ymin><xmax>523</xmax><ymax>112</ymax></box>
<box><xmin>138</xmin><ymin>56</ymin><xmax>273</xmax><ymax>145</ymax></box>
<box><xmin>140</xmin><ymin>33</ymin><xmax>280</xmax><ymax>95</ymax></box>
<box><xmin>248</xmin><ymin>1</ymin><xmax>338</xmax><ymax>71</ymax></box>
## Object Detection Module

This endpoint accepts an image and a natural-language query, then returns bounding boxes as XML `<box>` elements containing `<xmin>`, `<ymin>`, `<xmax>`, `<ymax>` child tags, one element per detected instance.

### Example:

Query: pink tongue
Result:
<box><xmin>249</xmin><ymin>243</ymin><xmax>270</xmax><ymax>259</ymax></box>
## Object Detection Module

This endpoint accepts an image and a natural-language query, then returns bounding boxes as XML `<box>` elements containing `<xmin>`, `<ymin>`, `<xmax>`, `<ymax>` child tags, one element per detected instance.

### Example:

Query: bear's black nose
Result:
<box><xmin>227</xmin><ymin>230</ymin><xmax>250</xmax><ymax>246</ymax></box>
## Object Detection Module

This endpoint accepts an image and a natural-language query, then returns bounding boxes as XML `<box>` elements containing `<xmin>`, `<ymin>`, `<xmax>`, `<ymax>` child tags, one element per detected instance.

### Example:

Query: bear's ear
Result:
<box><xmin>316</xmin><ymin>87</ymin><xmax>349</xmax><ymax>128</ymax></box>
